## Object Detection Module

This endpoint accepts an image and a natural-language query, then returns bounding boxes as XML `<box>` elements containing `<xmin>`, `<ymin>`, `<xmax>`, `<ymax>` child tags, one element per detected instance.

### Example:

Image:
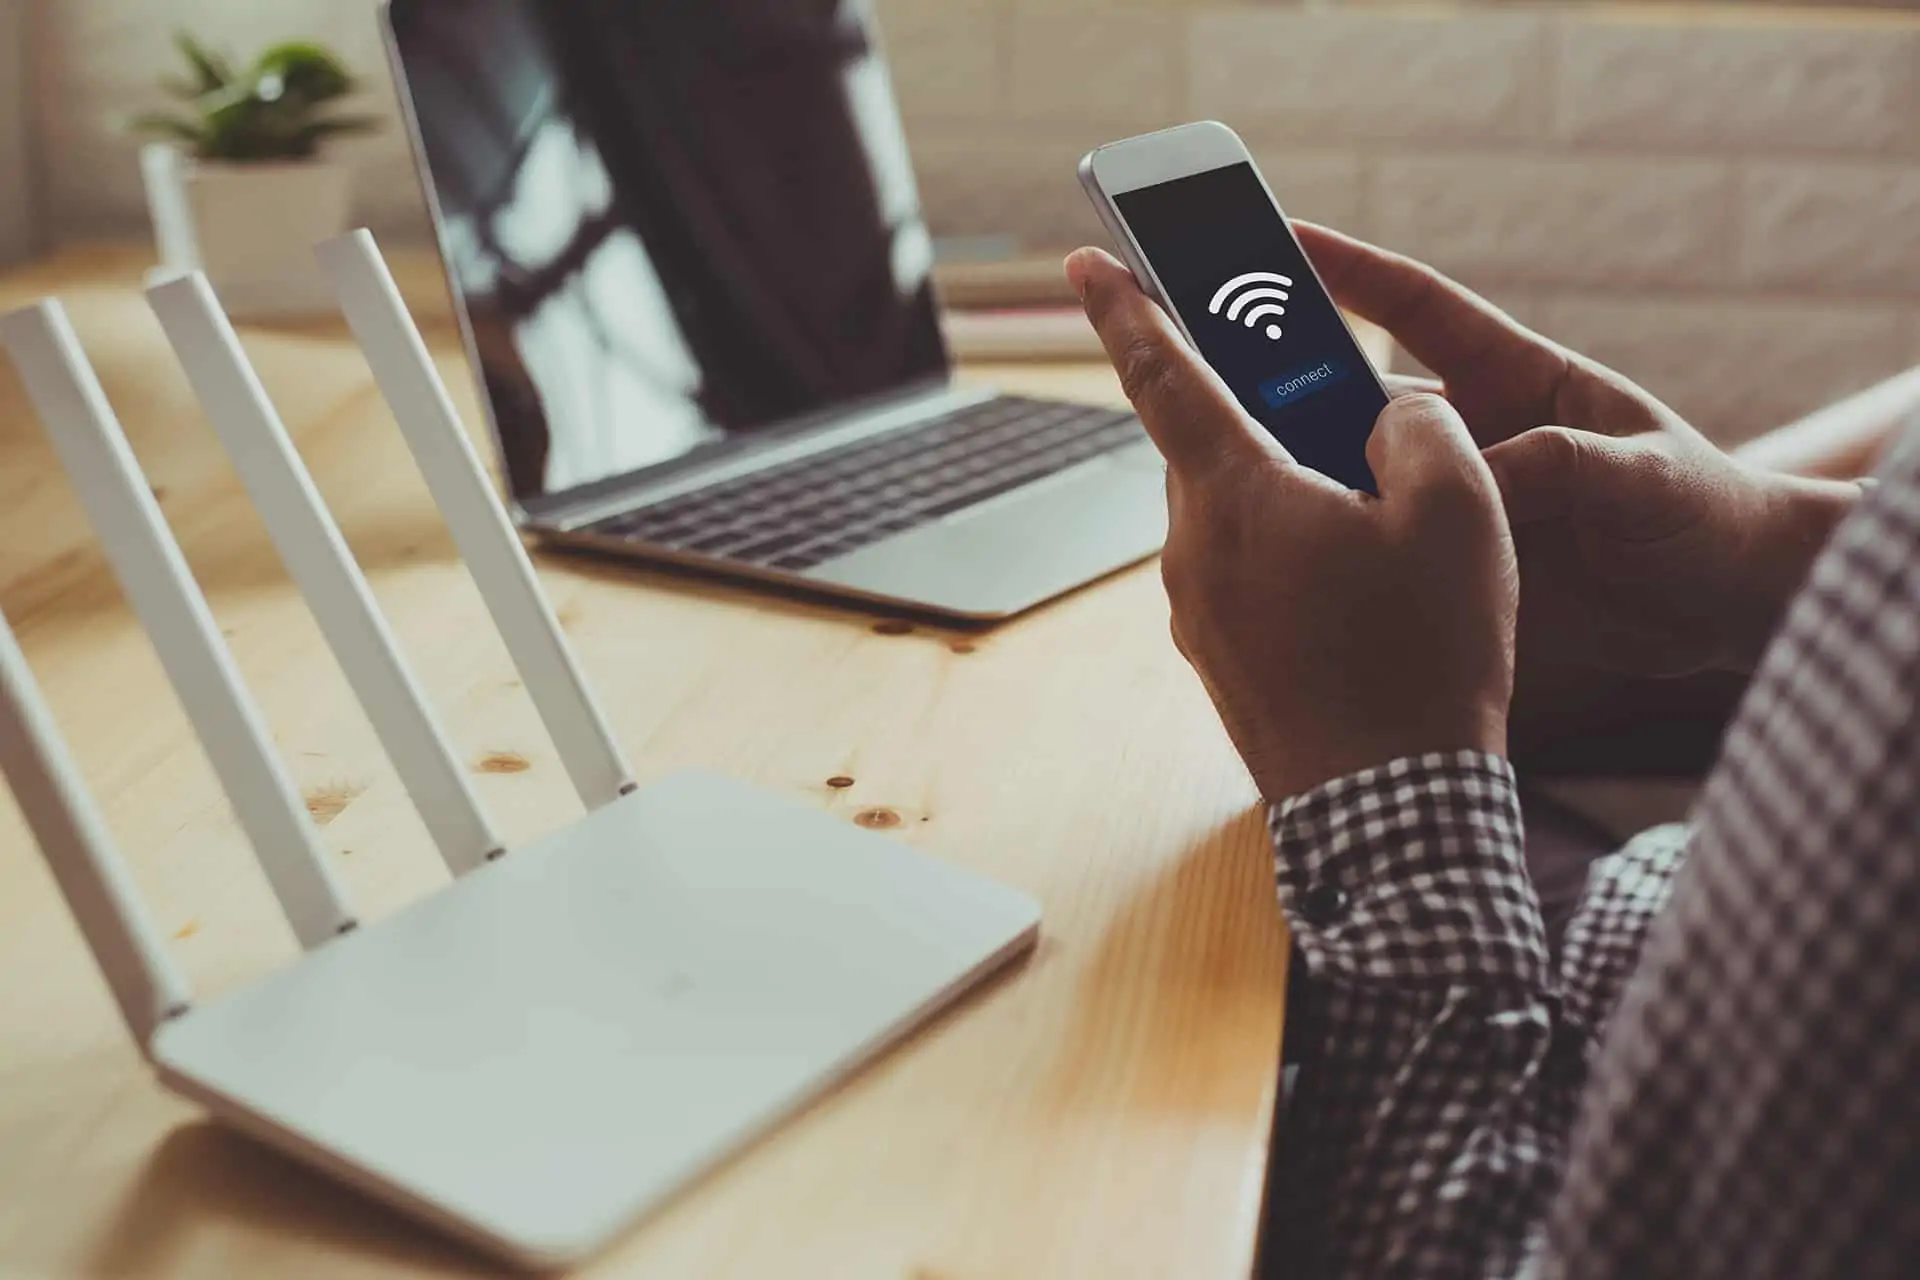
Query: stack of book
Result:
<box><xmin>932</xmin><ymin>252</ymin><xmax>1105</xmax><ymax>363</ymax></box>
<box><xmin>927</xmin><ymin>250</ymin><xmax>1394</xmax><ymax>370</ymax></box>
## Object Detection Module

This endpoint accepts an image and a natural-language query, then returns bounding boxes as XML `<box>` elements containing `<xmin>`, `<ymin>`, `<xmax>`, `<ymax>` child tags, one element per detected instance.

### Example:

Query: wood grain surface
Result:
<box><xmin>0</xmin><ymin>246</ymin><xmax>1299</xmax><ymax>1280</ymax></box>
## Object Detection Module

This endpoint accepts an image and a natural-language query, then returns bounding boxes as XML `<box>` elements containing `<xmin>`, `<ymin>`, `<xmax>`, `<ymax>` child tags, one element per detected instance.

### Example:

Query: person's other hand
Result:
<box><xmin>1297</xmin><ymin>225</ymin><xmax>1858</xmax><ymax>731</ymax></box>
<box><xmin>1065</xmin><ymin>246</ymin><xmax>1517</xmax><ymax>800</ymax></box>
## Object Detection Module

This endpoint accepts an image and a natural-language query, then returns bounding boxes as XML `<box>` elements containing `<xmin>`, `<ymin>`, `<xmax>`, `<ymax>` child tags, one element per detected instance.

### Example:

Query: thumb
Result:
<box><xmin>1365</xmin><ymin>392</ymin><xmax>1499</xmax><ymax>508</ymax></box>
<box><xmin>1481</xmin><ymin>425</ymin><xmax>1597</xmax><ymax>525</ymax></box>
<box><xmin>1065</xmin><ymin>246</ymin><xmax>1283</xmax><ymax>481</ymax></box>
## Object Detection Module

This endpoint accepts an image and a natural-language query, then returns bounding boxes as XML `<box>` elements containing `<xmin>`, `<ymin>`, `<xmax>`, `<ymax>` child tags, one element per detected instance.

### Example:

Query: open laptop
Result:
<box><xmin>383</xmin><ymin>0</ymin><xmax>1166</xmax><ymax>621</ymax></box>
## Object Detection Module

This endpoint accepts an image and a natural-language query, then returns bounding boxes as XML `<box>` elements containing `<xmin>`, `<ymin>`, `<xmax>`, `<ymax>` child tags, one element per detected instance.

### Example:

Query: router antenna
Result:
<box><xmin>315</xmin><ymin>230</ymin><xmax>634</xmax><ymax>810</ymax></box>
<box><xmin>147</xmin><ymin>274</ymin><xmax>505</xmax><ymax>876</ymax></box>
<box><xmin>0</xmin><ymin>301</ymin><xmax>357</xmax><ymax>948</ymax></box>
<box><xmin>0</xmin><ymin>610</ymin><xmax>193</xmax><ymax>1049</ymax></box>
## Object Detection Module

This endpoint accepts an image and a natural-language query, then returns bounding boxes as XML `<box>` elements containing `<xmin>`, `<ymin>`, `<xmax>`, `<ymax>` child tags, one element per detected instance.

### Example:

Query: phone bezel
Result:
<box><xmin>1082</xmin><ymin>120</ymin><xmax>1248</xmax><ymax>196</ymax></box>
<box><xmin>1077</xmin><ymin>121</ymin><xmax>1390</xmax><ymax>406</ymax></box>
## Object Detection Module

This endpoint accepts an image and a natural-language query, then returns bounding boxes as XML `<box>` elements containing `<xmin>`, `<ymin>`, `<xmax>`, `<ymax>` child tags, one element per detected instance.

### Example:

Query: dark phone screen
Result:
<box><xmin>1113</xmin><ymin>162</ymin><xmax>1386</xmax><ymax>492</ymax></box>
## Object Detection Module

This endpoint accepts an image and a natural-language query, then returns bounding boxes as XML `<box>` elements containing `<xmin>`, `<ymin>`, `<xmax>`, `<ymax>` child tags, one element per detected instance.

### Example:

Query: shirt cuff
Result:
<box><xmin>1269</xmin><ymin>751</ymin><xmax>1548</xmax><ymax>992</ymax></box>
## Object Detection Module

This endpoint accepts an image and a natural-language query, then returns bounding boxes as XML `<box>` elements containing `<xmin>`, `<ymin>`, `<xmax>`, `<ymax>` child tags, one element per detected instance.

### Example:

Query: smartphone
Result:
<box><xmin>1079</xmin><ymin>121</ymin><xmax>1390</xmax><ymax>493</ymax></box>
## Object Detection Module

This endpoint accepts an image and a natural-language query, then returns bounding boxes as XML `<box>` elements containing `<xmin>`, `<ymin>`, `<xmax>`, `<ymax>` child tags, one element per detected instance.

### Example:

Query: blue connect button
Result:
<box><xmin>1259</xmin><ymin>358</ymin><xmax>1351</xmax><ymax>410</ymax></box>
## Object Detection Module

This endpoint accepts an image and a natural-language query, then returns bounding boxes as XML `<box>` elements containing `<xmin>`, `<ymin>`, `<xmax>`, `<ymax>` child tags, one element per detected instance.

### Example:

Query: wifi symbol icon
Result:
<box><xmin>1208</xmin><ymin>272</ymin><xmax>1294</xmax><ymax>340</ymax></box>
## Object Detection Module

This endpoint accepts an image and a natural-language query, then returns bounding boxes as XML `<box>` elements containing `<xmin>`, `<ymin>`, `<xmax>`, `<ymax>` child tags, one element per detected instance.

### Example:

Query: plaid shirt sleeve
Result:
<box><xmin>1542</xmin><ymin>431</ymin><xmax>1920</xmax><ymax>1279</ymax></box>
<box><xmin>1261</xmin><ymin>754</ymin><xmax>1689</xmax><ymax>1279</ymax></box>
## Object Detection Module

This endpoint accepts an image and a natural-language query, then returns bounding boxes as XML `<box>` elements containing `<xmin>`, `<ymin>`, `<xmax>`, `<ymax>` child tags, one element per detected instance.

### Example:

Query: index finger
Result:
<box><xmin>1065</xmin><ymin>246</ymin><xmax>1286</xmax><ymax>481</ymax></box>
<box><xmin>1295</xmin><ymin>223</ymin><xmax>1568</xmax><ymax>415</ymax></box>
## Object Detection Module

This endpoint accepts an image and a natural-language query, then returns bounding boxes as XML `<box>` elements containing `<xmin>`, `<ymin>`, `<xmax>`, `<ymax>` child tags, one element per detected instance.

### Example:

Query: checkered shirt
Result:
<box><xmin>1263</xmin><ymin>424</ymin><xmax>1920</xmax><ymax>1278</ymax></box>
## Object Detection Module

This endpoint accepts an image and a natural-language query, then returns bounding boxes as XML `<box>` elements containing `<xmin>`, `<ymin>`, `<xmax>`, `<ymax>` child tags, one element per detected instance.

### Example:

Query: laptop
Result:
<box><xmin>382</xmin><ymin>0</ymin><xmax>1167</xmax><ymax>621</ymax></box>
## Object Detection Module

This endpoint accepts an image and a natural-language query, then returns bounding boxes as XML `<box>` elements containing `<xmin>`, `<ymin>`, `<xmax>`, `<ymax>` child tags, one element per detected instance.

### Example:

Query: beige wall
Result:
<box><xmin>1</xmin><ymin>0</ymin><xmax>33</xmax><ymax>263</ymax></box>
<box><xmin>31</xmin><ymin>0</ymin><xmax>420</xmax><ymax>238</ymax></box>
<box><xmin>24</xmin><ymin>1</ymin><xmax>1920</xmax><ymax>441</ymax></box>
<box><xmin>880</xmin><ymin>2</ymin><xmax>1920</xmax><ymax>442</ymax></box>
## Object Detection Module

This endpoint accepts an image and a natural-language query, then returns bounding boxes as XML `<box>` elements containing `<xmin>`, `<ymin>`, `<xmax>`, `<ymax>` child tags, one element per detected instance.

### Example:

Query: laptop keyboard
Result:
<box><xmin>583</xmin><ymin>396</ymin><xmax>1143</xmax><ymax>572</ymax></box>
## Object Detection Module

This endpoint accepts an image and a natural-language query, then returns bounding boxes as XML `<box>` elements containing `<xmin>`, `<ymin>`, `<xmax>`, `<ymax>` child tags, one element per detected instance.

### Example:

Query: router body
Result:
<box><xmin>156</xmin><ymin>774</ymin><xmax>1036</xmax><ymax>1268</ymax></box>
<box><xmin>0</xmin><ymin>234</ymin><xmax>1040</xmax><ymax>1269</ymax></box>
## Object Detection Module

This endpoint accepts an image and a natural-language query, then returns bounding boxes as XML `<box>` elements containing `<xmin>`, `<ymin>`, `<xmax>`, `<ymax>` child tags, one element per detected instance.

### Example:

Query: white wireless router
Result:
<box><xmin>0</xmin><ymin>231</ymin><xmax>1040</xmax><ymax>1270</ymax></box>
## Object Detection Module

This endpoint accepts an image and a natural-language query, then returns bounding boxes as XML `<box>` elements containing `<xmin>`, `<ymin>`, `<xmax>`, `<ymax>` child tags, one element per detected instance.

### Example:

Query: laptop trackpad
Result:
<box><xmin>806</xmin><ymin>448</ymin><xmax>1167</xmax><ymax>619</ymax></box>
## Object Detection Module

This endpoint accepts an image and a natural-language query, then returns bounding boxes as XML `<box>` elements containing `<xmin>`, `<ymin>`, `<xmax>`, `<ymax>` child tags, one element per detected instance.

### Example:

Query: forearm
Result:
<box><xmin>1510</xmin><ymin>668</ymin><xmax>1750</xmax><ymax>779</ymax></box>
<box><xmin>1724</xmin><ymin>471</ymin><xmax>1862</xmax><ymax>671</ymax></box>
<box><xmin>1265</xmin><ymin>753</ymin><xmax>1688</xmax><ymax>1278</ymax></box>
<box><xmin>1734</xmin><ymin>365</ymin><xmax>1920</xmax><ymax>480</ymax></box>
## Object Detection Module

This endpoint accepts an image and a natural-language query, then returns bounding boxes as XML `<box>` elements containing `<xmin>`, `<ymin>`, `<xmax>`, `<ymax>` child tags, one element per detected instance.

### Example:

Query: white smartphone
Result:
<box><xmin>1079</xmin><ymin>120</ymin><xmax>1390</xmax><ymax>493</ymax></box>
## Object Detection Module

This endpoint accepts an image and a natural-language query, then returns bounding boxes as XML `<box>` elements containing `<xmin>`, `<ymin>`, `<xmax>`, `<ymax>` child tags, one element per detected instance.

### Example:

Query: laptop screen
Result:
<box><xmin>386</xmin><ymin>0</ymin><xmax>948</xmax><ymax>504</ymax></box>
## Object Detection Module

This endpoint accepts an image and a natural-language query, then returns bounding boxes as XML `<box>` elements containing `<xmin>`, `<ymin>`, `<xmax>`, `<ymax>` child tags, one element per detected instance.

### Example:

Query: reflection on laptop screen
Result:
<box><xmin>387</xmin><ymin>0</ymin><xmax>948</xmax><ymax>503</ymax></box>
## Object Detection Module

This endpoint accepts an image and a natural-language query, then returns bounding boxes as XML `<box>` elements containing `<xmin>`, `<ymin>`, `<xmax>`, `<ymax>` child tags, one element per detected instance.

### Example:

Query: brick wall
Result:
<box><xmin>883</xmin><ymin>2</ymin><xmax>1920</xmax><ymax>443</ymax></box>
<box><xmin>26</xmin><ymin>0</ymin><xmax>1920</xmax><ymax>441</ymax></box>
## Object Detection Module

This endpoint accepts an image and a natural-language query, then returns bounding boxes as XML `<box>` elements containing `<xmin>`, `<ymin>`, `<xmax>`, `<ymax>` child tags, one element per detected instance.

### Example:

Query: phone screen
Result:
<box><xmin>1112</xmin><ymin>162</ymin><xmax>1387</xmax><ymax>492</ymax></box>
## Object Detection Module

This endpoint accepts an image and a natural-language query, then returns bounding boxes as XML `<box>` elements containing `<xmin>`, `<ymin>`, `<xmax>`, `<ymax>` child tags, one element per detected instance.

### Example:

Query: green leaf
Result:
<box><xmin>151</xmin><ymin>33</ymin><xmax>376</xmax><ymax>161</ymax></box>
<box><xmin>195</xmin><ymin>77</ymin><xmax>261</xmax><ymax>123</ymax></box>
<box><xmin>287</xmin><ymin>115</ymin><xmax>382</xmax><ymax>156</ymax></box>
<box><xmin>174</xmin><ymin>32</ymin><xmax>235</xmax><ymax>94</ymax></box>
<box><xmin>127</xmin><ymin>112</ymin><xmax>207</xmax><ymax>149</ymax></box>
<box><xmin>302</xmin><ymin>114</ymin><xmax>383</xmax><ymax>139</ymax></box>
<box><xmin>159</xmin><ymin>73</ymin><xmax>205</xmax><ymax>102</ymax></box>
<box><xmin>254</xmin><ymin>42</ymin><xmax>356</xmax><ymax>105</ymax></box>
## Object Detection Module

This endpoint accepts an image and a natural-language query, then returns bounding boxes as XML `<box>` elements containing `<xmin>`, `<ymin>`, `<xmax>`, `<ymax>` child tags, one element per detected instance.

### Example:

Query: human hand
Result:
<box><xmin>1065</xmin><ymin>246</ymin><xmax>1517</xmax><ymax>801</ymax></box>
<box><xmin>1296</xmin><ymin>225</ymin><xmax>1858</xmax><ymax>725</ymax></box>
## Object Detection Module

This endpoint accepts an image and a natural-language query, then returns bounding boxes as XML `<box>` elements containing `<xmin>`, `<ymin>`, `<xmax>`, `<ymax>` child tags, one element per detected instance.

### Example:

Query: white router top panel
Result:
<box><xmin>153</xmin><ymin>772</ymin><xmax>1039</xmax><ymax>1268</ymax></box>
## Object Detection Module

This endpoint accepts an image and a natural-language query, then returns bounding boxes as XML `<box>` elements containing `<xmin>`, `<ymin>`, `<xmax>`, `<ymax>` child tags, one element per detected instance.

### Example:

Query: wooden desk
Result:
<box><xmin>0</xmin><ymin>246</ymin><xmax>1289</xmax><ymax>1279</ymax></box>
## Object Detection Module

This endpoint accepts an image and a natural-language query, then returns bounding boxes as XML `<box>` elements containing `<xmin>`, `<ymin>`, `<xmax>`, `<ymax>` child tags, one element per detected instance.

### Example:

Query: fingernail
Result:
<box><xmin>1063</xmin><ymin>250</ymin><xmax>1094</xmax><ymax>303</ymax></box>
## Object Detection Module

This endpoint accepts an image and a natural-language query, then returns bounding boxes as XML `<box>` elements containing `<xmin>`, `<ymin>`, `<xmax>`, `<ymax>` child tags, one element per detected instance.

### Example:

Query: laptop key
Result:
<box><xmin>718</xmin><ymin>530</ymin><xmax>812</xmax><ymax>562</ymax></box>
<box><xmin>588</xmin><ymin>397</ymin><xmax>1143</xmax><ymax>568</ymax></box>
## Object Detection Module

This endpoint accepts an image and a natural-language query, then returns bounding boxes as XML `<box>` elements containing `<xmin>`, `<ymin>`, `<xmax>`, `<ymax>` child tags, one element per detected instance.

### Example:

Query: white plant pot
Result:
<box><xmin>141</xmin><ymin>143</ymin><xmax>354</xmax><ymax>318</ymax></box>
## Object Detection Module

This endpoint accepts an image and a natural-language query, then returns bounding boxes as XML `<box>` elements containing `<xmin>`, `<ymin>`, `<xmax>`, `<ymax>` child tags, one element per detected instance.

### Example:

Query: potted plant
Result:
<box><xmin>133</xmin><ymin>34</ymin><xmax>379</xmax><ymax>316</ymax></box>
